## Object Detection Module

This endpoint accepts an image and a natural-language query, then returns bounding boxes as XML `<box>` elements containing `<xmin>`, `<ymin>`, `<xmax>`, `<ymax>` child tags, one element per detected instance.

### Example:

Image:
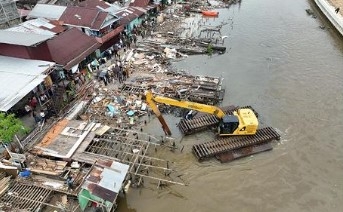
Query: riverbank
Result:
<box><xmin>315</xmin><ymin>0</ymin><xmax>343</xmax><ymax>36</ymax></box>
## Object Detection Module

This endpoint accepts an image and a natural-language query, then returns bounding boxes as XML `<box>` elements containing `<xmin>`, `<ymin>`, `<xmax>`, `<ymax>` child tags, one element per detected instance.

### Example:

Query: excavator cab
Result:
<box><xmin>219</xmin><ymin>109</ymin><xmax>258</xmax><ymax>136</ymax></box>
<box><xmin>219</xmin><ymin>115</ymin><xmax>239</xmax><ymax>135</ymax></box>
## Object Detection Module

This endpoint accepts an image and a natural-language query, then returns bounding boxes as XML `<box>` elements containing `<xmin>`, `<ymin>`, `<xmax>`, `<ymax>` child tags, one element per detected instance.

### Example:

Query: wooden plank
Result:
<box><xmin>0</xmin><ymin>176</ymin><xmax>11</xmax><ymax>196</ymax></box>
<box><xmin>95</xmin><ymin>125</ymin><xmax>111</xmax><ymax>136</ymax></box>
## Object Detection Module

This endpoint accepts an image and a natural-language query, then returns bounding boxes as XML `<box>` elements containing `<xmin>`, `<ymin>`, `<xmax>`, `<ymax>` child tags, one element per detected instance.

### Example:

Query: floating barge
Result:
<box><xmin>192</xmin><ymin>127</ymin><xmax>280</xmax><ymax>162</ymax></box>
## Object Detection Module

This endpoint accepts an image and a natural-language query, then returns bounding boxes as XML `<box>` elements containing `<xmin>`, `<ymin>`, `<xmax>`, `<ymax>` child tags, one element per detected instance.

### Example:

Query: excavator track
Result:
<box><xmin>215</xmin><ymin>142</ymin><xmax>273</xmax><ymax>163</ymax></box>
<box><xmin>178</xmin><ymin>105</ymin><xmax>258</xmax><ymax>135</ymax></box>
<box><xmin>192</xmin><ymin>127</ymin><xmax>280</xmax><ymax>161</ymax></box>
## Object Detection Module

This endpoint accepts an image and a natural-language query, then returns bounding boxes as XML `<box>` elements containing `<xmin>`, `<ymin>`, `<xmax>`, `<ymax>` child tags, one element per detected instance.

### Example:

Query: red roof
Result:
<box><xmin>129</xmin><ymin>0</ymin><xmax>150</xmax><ymax>7</ymax></box>
<box><xmin>78</xmin><ymin>0</ymin><xmax>111</xmax><ymax>9</ymax></box>
<box><xmin>116</xmin><ymin>7</ymin><xmax>144</xmax><ymax>26</ymax></box>
<box><xmin>59</xmin><ymin>6</ymin><xmax>108</xmax><ymax>30</ymax></box>
<box><xmin>47</xmin><ymin>28</ymin><xmax>101</xmax><ymax>70</ymax></box>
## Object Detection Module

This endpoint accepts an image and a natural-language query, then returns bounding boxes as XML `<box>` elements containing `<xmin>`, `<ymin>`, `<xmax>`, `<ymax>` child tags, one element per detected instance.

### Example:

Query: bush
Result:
<box><xmin>0</xmin><ymin>113</ymin><xmax>28</xmax><ymax>144</ymax></box>
<box><xmin>206</xmin><ymin>44</ymin><xmax>213</xmax><ymax>56</ymax></box>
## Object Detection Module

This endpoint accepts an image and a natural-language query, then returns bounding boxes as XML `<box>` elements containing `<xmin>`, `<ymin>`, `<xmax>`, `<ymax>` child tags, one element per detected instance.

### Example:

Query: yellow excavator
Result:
<box><xmin>143</xmin><ymin>91</ymin><xmax>258</xmax><ymax>136</ymax></box>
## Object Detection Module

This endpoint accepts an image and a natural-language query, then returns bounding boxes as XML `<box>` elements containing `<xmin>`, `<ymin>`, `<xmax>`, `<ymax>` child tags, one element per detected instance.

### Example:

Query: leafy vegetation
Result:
<box><xmin>206</xmin><ymin>44</ymin><xmax>214</xmax><ymax>56</ymax></box>
<box><xmin>0</xmin><ymin>113</ymin><xmax>27</xmax><ymax>144</ymax></box>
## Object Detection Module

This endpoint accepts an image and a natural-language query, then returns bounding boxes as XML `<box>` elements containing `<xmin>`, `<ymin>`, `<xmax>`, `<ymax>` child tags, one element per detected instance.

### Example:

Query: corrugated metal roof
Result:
<box><xmin>5</xmin><ymin>18</ymin><xmax>65</xmax><ymax>35</ymax></box>
<box><xmin>78</xmin><ymin>0</ymin><xmax>122</xmax><ymax>15</ymax></box>
<box><xmin>28</xmin><ymin>4</ymin><xmax>67</xmax><ymax>20</ymax></box>
<box><xmin>82</xmin><ymin>160</ymin><xmax>129</xmax><ymax>202</ymax></box>
<box><xmin>129</xmin><ymin>0</ymin><xmax>150</xmax><ymax>7</ymax></box>
<box><xmin>78</xmin><ymin>0</ymin><xmax>111</xmax><ymax>9</ymax></box>
<box><xmin>6</xmin><ymin>25</ymin><xmax>55</xmax><ymax>36</ymax></box>
<box><xmin>6</xmin><ymin>19</ymin><xmax>55</xmax><ymax>36</ymax></box>
<box><xmin>103</xmin><ymin>3</ymin><xmax>122</xmax><ymax>13</ymax></box>
<box><xmin>47</xmin><ymin>28</ymin><xmax>101</xmax><ymax>69</ymax></box>
<box><xmin>116</xmin><ymin>7</ymin><xmax>144</xmax><ymax>26</ymax></box>
<box><xmin>59</xmin><ymin>7</ymin><xmax>108</xmax><ymax>30</ymax></box>
<box><xmin>132</xmin><ymin>6</ymin><xmax>147</xmax><ymax>13</ymax></box>
<box><xmin>0</xmin><ymin>56</ymin><xmax>55</xmax><ymax>112</ymax></box>
<box><xmin>0</xmin><ymin>30</ymin><xmax>54</xmax><ymax>46</ymax></box>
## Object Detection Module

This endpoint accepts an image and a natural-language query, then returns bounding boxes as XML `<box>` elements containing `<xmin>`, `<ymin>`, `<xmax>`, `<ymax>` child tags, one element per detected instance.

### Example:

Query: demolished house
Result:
<box><xmin>78</xmin><ymin>160</ymin><xmax>129</xmax><ymax>211</ymax></box>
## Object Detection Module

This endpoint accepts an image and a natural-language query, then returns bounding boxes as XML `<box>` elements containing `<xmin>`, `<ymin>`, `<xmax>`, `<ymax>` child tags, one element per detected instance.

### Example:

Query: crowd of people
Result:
<box><xmin>24</xmin><ymin>89</ymin><xmax>57</xmax><ymax>125</ymax></box>
<box><xmin>20</xmin><ymin>16</ymin><xmax>159</xmax><ymax>126</ymax></box>
<box><xmin>95</xmin><ymin>17</ymin><xmax>158</xmax><ymax>86</ymax></box>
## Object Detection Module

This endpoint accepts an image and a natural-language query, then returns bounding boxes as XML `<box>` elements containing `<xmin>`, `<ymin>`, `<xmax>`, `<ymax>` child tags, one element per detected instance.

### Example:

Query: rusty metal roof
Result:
<box><xmin>129</xmin><ymin>0</ymin><xmax>150</xmax><ymax>7</ymax></box>
<box><xmin>59</xmin><ymin>6</ymin><xmax>108</xmax><ymax>30</ymax></box>
<box><xmin>82</xmin><ymin>160</ymin><xmax>129</xmax><ymax>202</ymax></box>
<box><xmin>47</xmin><ymin>28</ymin><xmax>100</xmax><ymax>70</ymax></box>
<box><xmin>116</xmin><ymin>7</ymin><xmax>144</xmax><ymax>26</ymax></box>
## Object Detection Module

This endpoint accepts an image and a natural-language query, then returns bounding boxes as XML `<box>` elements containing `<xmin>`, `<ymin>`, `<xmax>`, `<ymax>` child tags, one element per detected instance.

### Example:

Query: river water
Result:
<box><xmin>119</xmin><ymin>0</ymin><xmax>343</xmax><ymax>211</ymax></box>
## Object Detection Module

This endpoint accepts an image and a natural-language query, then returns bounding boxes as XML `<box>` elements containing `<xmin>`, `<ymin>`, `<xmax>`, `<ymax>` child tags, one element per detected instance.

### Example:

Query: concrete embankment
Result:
<box><xmin>314</xmin><ymin>0</ymin><xmax>343</xmax><ymax>36</ymax></box>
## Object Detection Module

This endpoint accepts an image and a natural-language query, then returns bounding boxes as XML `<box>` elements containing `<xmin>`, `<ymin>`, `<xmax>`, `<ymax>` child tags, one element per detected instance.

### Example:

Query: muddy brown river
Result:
<box><xmin>118</xmin><ymin>0</ymin><xmax>343</xmax><ymax>211</ymax></box>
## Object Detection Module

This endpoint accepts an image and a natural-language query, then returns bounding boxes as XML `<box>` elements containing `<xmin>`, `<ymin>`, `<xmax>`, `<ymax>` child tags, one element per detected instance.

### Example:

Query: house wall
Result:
<box><xmin>78</xmin><ymin>188</ymin><xmax>114</xmax><ymax>211</ymax></box>
<box><xmin>78</xmin><ymin>189</ymin><xmax>90</xmax><ymax>211</ymax></box>
<box><xmin>0</xmin><ymin>44</ymin><xmax>31</xmax><ymax>58</ymax></box>
<box><xmin>99</xmin><ymin>34</ymin><xmax>120</xmax><ymax>52</ymax></box>
<box><xmin>127</xmin><ymin>16</ymin><xmax>144</xmax><ymax>33</ymax></box>
<box><xmin>26</xmin><ymin>42</ymin><xmax>52</xmax><ymax>62</ymax></box>
<box><xmin>0</xmin><ymin>43</ymin><xmax>52</xmax><ymax>61</ymax></box>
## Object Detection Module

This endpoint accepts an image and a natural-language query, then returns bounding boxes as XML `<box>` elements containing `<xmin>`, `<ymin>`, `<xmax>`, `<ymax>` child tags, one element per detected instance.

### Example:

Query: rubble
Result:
<box><xmin>132</xmin><ymin>1</ymin><xmax>244</xmax><ymax>58</ymax></box>
<box><xmin>0</xmin><ymin>1</ymin><xmax>280</xmax><ymax>211</ymax></box>
<box><xmin>83</xmin><ymin>46</ymin><xmax>226</xmax><ymax>130</ymax></box>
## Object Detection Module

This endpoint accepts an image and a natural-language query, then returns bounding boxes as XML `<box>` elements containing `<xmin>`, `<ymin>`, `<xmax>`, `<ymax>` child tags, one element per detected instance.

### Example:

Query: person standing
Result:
<box><xmin>122</xmin><ymin>68</ymin><xmax>127</xmax><ymax>81</ymax></box>
<box><xmin>114</xmin><ymin>64</ymin><xmax>120</xmax><ymax>82</ymax></box>
<box><xmin>125</xmin><ymin>66</ymin><xmax>130</xmax><ymax>79</ymax></box>
<box><xmin>29</xmin><ymin>97</ymin><xmax>38</xmax><ymax>109</ymax></box>
<box><xmin>103</xmin><ymin>74</ymin><xmax>108</xmax><ymax>86</ymax></box>
<box><xmin>132</xmin><ymin>34</ymin><xmax>137</xmax><ymax>46</ymax></box>
<box><xmin>118</xmin><ymin>68</ymin><xmax>123</xmax><ymax>84</ymax></box>
<box><xmin>32</xmin><ymin>110</ymin><xmax>41</xmax><ymax>123</ymax></box>
<box><xmin>66</xmin><ymin>175</ymin><xmax>74</xmax><ymax>191</ymax></box>
<box><xmin>39</xmin><ymin>110</ymin><xmax>46</xmax><ymax>123</ymax></box>
<box><xmin>335</xmin><ymin>7</ymin><xmax>340</xmax><ymax>14</ymax></box>
<box><xmin>114</xmin><ymin>44</ymin><xmax>119</xmax><ymax>58</ymax></box>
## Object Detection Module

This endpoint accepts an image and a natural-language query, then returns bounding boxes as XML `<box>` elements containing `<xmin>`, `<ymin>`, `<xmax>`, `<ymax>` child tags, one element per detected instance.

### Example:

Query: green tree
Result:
<box><xmin>206</xmin><ymin>44</ymin><xmax>214</xmax><ymax>56</ymax></box>
<box><xmin>0</xmin><ymin>113</ymin><xmax>27</xmax><ymax>144</ymax></box>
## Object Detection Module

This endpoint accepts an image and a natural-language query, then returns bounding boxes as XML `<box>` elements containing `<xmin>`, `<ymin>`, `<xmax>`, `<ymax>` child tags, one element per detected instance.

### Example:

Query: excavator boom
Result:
<box><xmin>144</xmin><ymin>91</ymin><xmax>226</xmax><ymax>135</ymax></box>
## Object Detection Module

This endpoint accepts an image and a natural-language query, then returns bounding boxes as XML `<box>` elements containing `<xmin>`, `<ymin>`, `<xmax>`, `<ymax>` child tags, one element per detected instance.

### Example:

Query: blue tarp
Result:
<box><xmin>127</xmin><ymin>110</ymin><xmax>135</xmax><ymax>116</ymax></box>
<box><xmin>19</xmin><ymin>169</ymin><xmax>31</xmax><ymax>178</ymax></box>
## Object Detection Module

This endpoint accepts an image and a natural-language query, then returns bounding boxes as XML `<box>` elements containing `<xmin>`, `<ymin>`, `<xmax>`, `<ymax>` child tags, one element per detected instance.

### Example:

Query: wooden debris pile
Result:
<box><xmin>82</xmin><ymin>86</ymin><xmax>147</xmax><ymax>129</ymax></box>
<box><xmin>122</xmin><ymin>52</ymin><xmax>225</xmax><ymax>105</ymax></box>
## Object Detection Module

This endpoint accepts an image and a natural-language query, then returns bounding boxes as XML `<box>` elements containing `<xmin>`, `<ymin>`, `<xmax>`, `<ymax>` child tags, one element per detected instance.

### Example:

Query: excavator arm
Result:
<box><xmin>144</xmin><ymin>91</ymin><xmax>226</xmax><ymax>135</ymax></box>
